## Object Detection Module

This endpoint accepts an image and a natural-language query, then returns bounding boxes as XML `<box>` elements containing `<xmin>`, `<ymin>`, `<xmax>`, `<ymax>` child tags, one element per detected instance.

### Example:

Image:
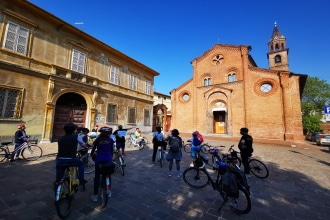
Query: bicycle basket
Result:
<box><xmin>99</xmin><ymin>161</ymin><xmax>115</xmax><ymax>175</ymax></box>
<box><xmin>230</xmin><ymin>151</ymin><xmax>238</xmax><ymax>158</ymax></box>
<box><xmin>208</xmin><ymin>147</ymin><xmax>218</xmax><ymax>154</ymax></box>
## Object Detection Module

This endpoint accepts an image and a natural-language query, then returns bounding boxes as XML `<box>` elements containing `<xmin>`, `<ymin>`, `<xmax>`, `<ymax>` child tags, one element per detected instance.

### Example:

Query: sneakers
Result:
<box><xmin>190</xmin><ymin>162</ymin><xmax>194</xmax><ymax>167</ymax></box>
<box><xmin>108</xmin><ymin>190</ymin><xmax>112</xmax><ymax>198</ymax></box>
<box><xmin>91</xmin><ymin>195</ymin><xmax>98</xmax><ymax>202</ymax></box>
<box><xmin>177</xmin><ymin>173</ymin><xmax>182</xmax><ymax>178</ymax></box>
<box><xmin>168</xmin><ymin>172</ymin><xmax>172</xmax><ymax>177</ymax></box>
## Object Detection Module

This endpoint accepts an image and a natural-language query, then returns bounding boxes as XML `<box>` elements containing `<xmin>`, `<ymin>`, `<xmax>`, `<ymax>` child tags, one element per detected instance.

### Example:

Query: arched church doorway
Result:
<box><xmin>212</xmin><ymin>101</ymin><xmax>227</xmax><ymax>134</ymax></box>
<box><xmin>52</xmin><ymin>93</ymin><xmax>87</xmax><ymax>141</ymax></box>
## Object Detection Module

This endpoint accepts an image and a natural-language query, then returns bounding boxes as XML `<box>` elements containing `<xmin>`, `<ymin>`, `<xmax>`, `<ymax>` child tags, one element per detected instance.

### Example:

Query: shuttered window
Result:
<box><xmin>71</xmin><ymin>49</ymin><xmax>86</xmax><ymax>73</ymax></box>
<box><xmin>4</xmin><ymin>21</ymin><xmax>29</xmax><ymax>55</ymax></box>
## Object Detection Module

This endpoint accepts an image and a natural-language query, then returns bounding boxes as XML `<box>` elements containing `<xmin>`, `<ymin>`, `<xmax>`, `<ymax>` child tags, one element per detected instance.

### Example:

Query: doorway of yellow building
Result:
<box><xmin>213</xmin><ymin>111</ymin><xmax>226</xmax><ymax>134</ymax></box>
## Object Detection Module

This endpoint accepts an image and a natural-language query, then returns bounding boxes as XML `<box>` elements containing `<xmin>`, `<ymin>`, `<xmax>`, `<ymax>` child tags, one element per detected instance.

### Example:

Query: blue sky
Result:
<box><xmin>29</xmin><ymin>0</ymin><xmax>330</xmax><ymax>95</ymax></box>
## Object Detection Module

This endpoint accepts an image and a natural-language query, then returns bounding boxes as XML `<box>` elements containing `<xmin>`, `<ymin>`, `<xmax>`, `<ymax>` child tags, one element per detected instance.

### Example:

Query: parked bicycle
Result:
<box><xmin>125</xmin><ymin>133</ymin><xmax>148</xmax><ymax>150</ymax></box>
<box><xmin>112</xmin><ymin>148</ymin><xmax>125</xmax><ymax>176</ymax></box>
<box><xmin>223</xmin><ymin>145</ymin><xmax>269</xmax><ymax>179</ymax></box>
<box><xmin>183</xmin><ymin>140</ymin><xmax>209</xmax><ymax>154</ymax></box>
<box><xmin>98</xmin><ymin>161</ymin><xmax>115</xmax><ymax>207</ymax></box>
<box><xmin>0</xmin><ymin>139</ymin><xmax>43</xmax><ymax>162</ymax></box>
<box><xmin>183</xmin><ymin>146</ymin><xmax>251</xmax><ymax>214</ymax></box>
<box><xmin>55</xmin><ymin>165</ymin><xmax>85</xmax><ymax>219</ymax></box>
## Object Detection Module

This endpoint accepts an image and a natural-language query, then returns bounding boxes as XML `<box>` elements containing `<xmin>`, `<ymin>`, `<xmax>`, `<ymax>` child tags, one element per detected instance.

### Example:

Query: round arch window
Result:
<box><xmin>260</xmin><ymin>83</ymin><xmax>272</xmax><ymax>93</ymax></box>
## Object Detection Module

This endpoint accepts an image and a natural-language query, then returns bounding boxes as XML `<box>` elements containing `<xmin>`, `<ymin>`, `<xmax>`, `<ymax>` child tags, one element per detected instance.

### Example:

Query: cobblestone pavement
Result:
<box><xmin>0</xmin><ymin>134</ymin><xmax>329</xmax><ymax>220</ymax></box>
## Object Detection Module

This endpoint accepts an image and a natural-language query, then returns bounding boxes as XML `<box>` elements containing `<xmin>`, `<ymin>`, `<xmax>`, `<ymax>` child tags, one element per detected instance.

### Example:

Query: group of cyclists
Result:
<box><xmin>151</xmin><ymin>126</ymin><xmax>254</xmax><ymax>179</ymax></box>
<box><xmin>53</xmin><ymin>122</ymin><xmax>253</xmax><ymax>202</ymax></box>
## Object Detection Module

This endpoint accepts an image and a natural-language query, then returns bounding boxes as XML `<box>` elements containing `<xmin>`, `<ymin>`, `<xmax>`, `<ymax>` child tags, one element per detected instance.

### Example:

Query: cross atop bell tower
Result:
<box><xmin>267</xmin><ymin>21</ymin><xmax>289</xmax><ymax>71</ymax></box>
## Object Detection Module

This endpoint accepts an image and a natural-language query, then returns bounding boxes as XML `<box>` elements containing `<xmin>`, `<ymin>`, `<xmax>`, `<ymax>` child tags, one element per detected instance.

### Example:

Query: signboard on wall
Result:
<box><xmin>324</xmin><ymin>106</ymin><xmax>330</xmax><ymax>114</ymax></box>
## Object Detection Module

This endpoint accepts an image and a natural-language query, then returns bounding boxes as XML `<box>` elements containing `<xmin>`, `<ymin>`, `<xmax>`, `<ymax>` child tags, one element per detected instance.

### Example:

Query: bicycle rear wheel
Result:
<box><xmin>22</xmin><ymin>145</ymin><xmax>43</xmax><ymax>161</ymax></box>
<box><xmin>100</xmin><ymin>176</ymin><xmax>109</xmax><ymax>207</ymax></box>
<box><xmin>200</xmin><ymin>144</ymin><xmax>209</xmax><ymax>154</ymax></box>
<box><xmin>184</xmin><ymin>143</ymin><xmax>192</xmax><ymax>153</ymax></box>
<box><xmin>220</xmin><ymin>185</ymin><xmax>251</xmax><ymax>214</ymax></box>
<box><xmin>119</xmin><ymin>156</ymin><xmax>125</xmax><ymax>176</ymax></box>
<box><xmin>182</xmin><ymin>167</ymin><xmax>209</xmax><ymax>188</ymax></box>
<box><xmin>83</xmin><ymin>154</ymin><xmax>95</xmax><ymax>174</ymax></box>
<box><xmin>0</xmin><ymin>147</ymin><xmax>9</xmax><ymax>163</ymax></box>
<box><xmin>55</xmin><ymin>178</ymin><xmax>72</xmax><ymax>219</ymax></box>
<box><xmin>249</xmin><ymin>159</ymin><xmax>269</xmax><ymax>179</ymax></box>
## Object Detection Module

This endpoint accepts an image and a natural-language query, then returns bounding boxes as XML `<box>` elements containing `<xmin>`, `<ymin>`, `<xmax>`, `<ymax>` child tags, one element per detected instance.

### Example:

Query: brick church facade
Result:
<box><xmin>170</xmin><ymin>23</ymin><xmax>307</xmax><ymax>141</ymax></box>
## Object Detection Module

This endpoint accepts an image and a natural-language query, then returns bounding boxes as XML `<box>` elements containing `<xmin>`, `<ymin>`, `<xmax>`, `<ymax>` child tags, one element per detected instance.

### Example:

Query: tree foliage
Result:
<box><xmin>301</xmin><ymin>77</ymin><xmax>330</xmax><ymax>115</ymax></box>
<box><xmin>301</xmin><ymin>77</ymin><xmax>330</xmax><ymax>132</ymax></box>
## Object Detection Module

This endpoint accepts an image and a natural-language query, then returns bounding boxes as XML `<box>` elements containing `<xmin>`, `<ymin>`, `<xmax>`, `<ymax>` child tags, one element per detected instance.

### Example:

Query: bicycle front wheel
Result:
<box><xmin>183</xmin><ymin>167</ymin><xmax>209</xmax><ymax>188</ymax></box>
<box><xmin>184</xmin><ymin>144</ymin><xmax>192</xmax><ymax>153</ymax></box>
<box><xmin>22</xmin><ymin>145</ymin><xmax>43</xmax><ymax>161</ymax></box>
<box><xmin>83</xmin><ymin>154</ymin><xmax>95</xmax><ymax>174</ymax></box>
<box><xmin>55</xmin><ymin>178</ymin><xmax>72</xmax><ymax>219</ymax></box>
<box><xmin>119</xmin><ymin>156</ymin><xmax>125</xmax><ymax>176</ymax></box>
<box><xmin>249</xmin><ymin>159</ymin><xmax>269</xmax><ymax>179</ymax></box>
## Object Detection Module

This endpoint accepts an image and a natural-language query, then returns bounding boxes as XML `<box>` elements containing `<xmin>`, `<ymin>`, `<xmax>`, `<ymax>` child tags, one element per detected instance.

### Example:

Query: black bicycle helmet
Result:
<box><xmin>64</xmin><ymin>123</ymin><xmax>77</xmax><ymax>132</ymax></box>
<box><xmin>99</xmin><ymin>126</ymin><xmax>112</xmax><ymax>133</ymax></box>
<box><xmin>82</xmin><ymin>128</ymin><xmax>90</xmax><ymax>133</ymax></box>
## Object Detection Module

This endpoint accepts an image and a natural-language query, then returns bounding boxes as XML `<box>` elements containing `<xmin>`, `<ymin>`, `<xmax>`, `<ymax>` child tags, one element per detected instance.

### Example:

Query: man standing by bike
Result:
<box><xmin>238</xmin><ymin>127</ymin><xmax>254</xmax><ymax>178</ymax></box>
<box><xmin>11</xmin><ymin>124</ymin><xmax>29</xmax><ymax>162</ymax></box>
<box><xmin>55</xmin><ymin>123</ymin><xmax>88</xmax><ymax>187</ymax></box>
<box><xmin>90</xmin><ymin>126</ymin><xmax>115</xmax><ymax>202</ymax></box>
<box><xmin>113</xmin><ymin>125</ymin><xmax>133</xmax><ymax>156</ymax></box>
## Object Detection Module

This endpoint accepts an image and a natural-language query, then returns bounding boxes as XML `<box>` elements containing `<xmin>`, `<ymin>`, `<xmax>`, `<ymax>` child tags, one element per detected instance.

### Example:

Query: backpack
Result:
<box><xmin>192</xmin><ymin>137</ymin><xmax>201</xmax><ymax>146</ymax></box>
<box><xmin>221</xmin><ymin>171</ymin><xmax>239</xmax><ymax>198</ymax></box>
<box><xmin>197</xmin><ymin>133</ymin><xmax>204</xmax><ymax>143</ymax></box>
<box><xmin>169</xmin><ymin>136</ymin><xmax>182</xmax><ymax>153</ymax></box>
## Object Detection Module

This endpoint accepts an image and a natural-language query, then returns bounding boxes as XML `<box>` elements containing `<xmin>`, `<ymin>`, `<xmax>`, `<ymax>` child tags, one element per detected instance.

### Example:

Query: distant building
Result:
<box><xmin>0</xmin><ymin>0</ymin><xmax>158</xmax><ymax>142</ymax></box>
<box><xmin>153</xmin><ymin>91</ymin><xmax>171</xmax><ymax>132</ymax></box>
<box><xmin>170</xmin><ymin>23</ymin><xmax>307</xmax><ymax>141</ymax></box>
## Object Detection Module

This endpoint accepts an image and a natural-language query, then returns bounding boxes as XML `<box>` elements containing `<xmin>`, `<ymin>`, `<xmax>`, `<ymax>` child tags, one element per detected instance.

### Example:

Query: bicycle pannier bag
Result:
<box><xmin>169</xmin><ymin>136</ymin><xmax>181</xmax><ymax>153</ymax></box>
<box><xmin>221</xmin><ymin>171</ymin><xmax>239</xmax><ymax>198</ymax></box>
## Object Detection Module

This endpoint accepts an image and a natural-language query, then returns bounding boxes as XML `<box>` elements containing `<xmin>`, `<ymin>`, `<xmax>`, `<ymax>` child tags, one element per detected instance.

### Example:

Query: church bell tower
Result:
<box><xmin>267</xmin><ymin>22</ymin><xmax>289</xmax><ymax>71</ymax></box>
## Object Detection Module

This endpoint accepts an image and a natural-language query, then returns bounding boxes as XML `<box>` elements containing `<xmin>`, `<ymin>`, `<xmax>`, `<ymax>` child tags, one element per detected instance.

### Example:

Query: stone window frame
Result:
<box><xmin>106</xmin><ymin>104</ymin><xmax>117</xmax><ymax>124</ymax></box>
<box><xmin>127</xmin><ymin>107</ymin><xmax>136</xmax><ymax>124</ymax></box>
<box><xmin>0</xmin><ymin>85</ymin><xmax>24</xmax><ymax>120</ymax></box>
<box><xmin>144</xmin><ymin>109</ymin><xmax>151</xmax><ymax>126</ymax></box>
<box><xmin>179</xmin><ymin>91</ymin><xmax>191</xmax><ymax>103</ymax></box>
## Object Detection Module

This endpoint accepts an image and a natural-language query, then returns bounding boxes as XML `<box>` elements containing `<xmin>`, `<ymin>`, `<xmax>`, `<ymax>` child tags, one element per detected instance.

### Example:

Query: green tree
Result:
<box><xmin>301</xmin><ymin>77</ymin><xmax>330</xmax><ymax>132</ymax></box>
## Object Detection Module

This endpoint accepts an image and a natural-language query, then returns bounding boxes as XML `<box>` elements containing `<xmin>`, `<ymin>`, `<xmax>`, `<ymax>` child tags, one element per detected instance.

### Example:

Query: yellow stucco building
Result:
<box><xmin>0</xmin><ymin>0</ymin><xmax>158</xmax><ymax>143</ymax></box>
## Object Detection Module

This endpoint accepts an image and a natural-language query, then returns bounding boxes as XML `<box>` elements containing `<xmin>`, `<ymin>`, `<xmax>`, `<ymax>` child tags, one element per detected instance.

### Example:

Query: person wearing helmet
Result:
<box><xmin>238</xmin><ymin>127</ymin><xmax>254</xmax><ymax>178</ymax></box>
<box><xmin>113</xmin><ymin>125</ymin><xmax>133</xmax><ymax>156</ymax></box>
<box><xmin>11</xmin><ymin>124</ymin><xmax>29</xmax><ymax>161</ymax></box>
<box><xmin>55</xmin><ymin>123</ymin><xmax>88</xmax><ymax>188</ymax></box>
<box><xmin>151</xmin><ymin>126</ymin><xmax>166</xmax><ymax>164</ymax></box>
<box><xmin>90</xmin><ymin>126</ymin><xmax>115</xmax><ymax>202</ymax></box>
<box><xmin>77</xmin><ymin>128</ymin><xmax>90</xmax><ymax>156</ymax></box>
<box><xmin>188</xmin><ymin>131</ymin><xmax>202</xmax><ymax>167</ymax></box>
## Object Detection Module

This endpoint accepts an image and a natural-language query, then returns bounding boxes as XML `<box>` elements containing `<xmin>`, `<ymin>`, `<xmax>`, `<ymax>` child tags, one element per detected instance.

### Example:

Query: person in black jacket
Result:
<box><xmin>11</xmin><ymin>124</ymin><xmax>29</xmax><ymax>162</ymax></box>
<box><xmin>113</xmin><ymin>125</ymin><xmax>133</xmax><ymax>156</ymax></box>
<box><xmin>55</xmin><ymin>123</ymin><xmax>88</xmax><ymax>187</ymax></box>
<box><xmin>238</xmin><ymin>127</ymin><xmax>254</xmax><ymax>177</ymax></box>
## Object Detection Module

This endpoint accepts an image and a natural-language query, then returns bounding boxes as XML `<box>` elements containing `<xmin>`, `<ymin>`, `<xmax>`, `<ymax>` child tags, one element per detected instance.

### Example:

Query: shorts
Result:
<box><xmin>116</xmin><ymin>142</ymin><xmax>125</xmax><ymax>150</ymax></box>
<box><xmin>191</xmin><ymin>145</ymin><xmax>201</xmax><ymax>158</ymax></box>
